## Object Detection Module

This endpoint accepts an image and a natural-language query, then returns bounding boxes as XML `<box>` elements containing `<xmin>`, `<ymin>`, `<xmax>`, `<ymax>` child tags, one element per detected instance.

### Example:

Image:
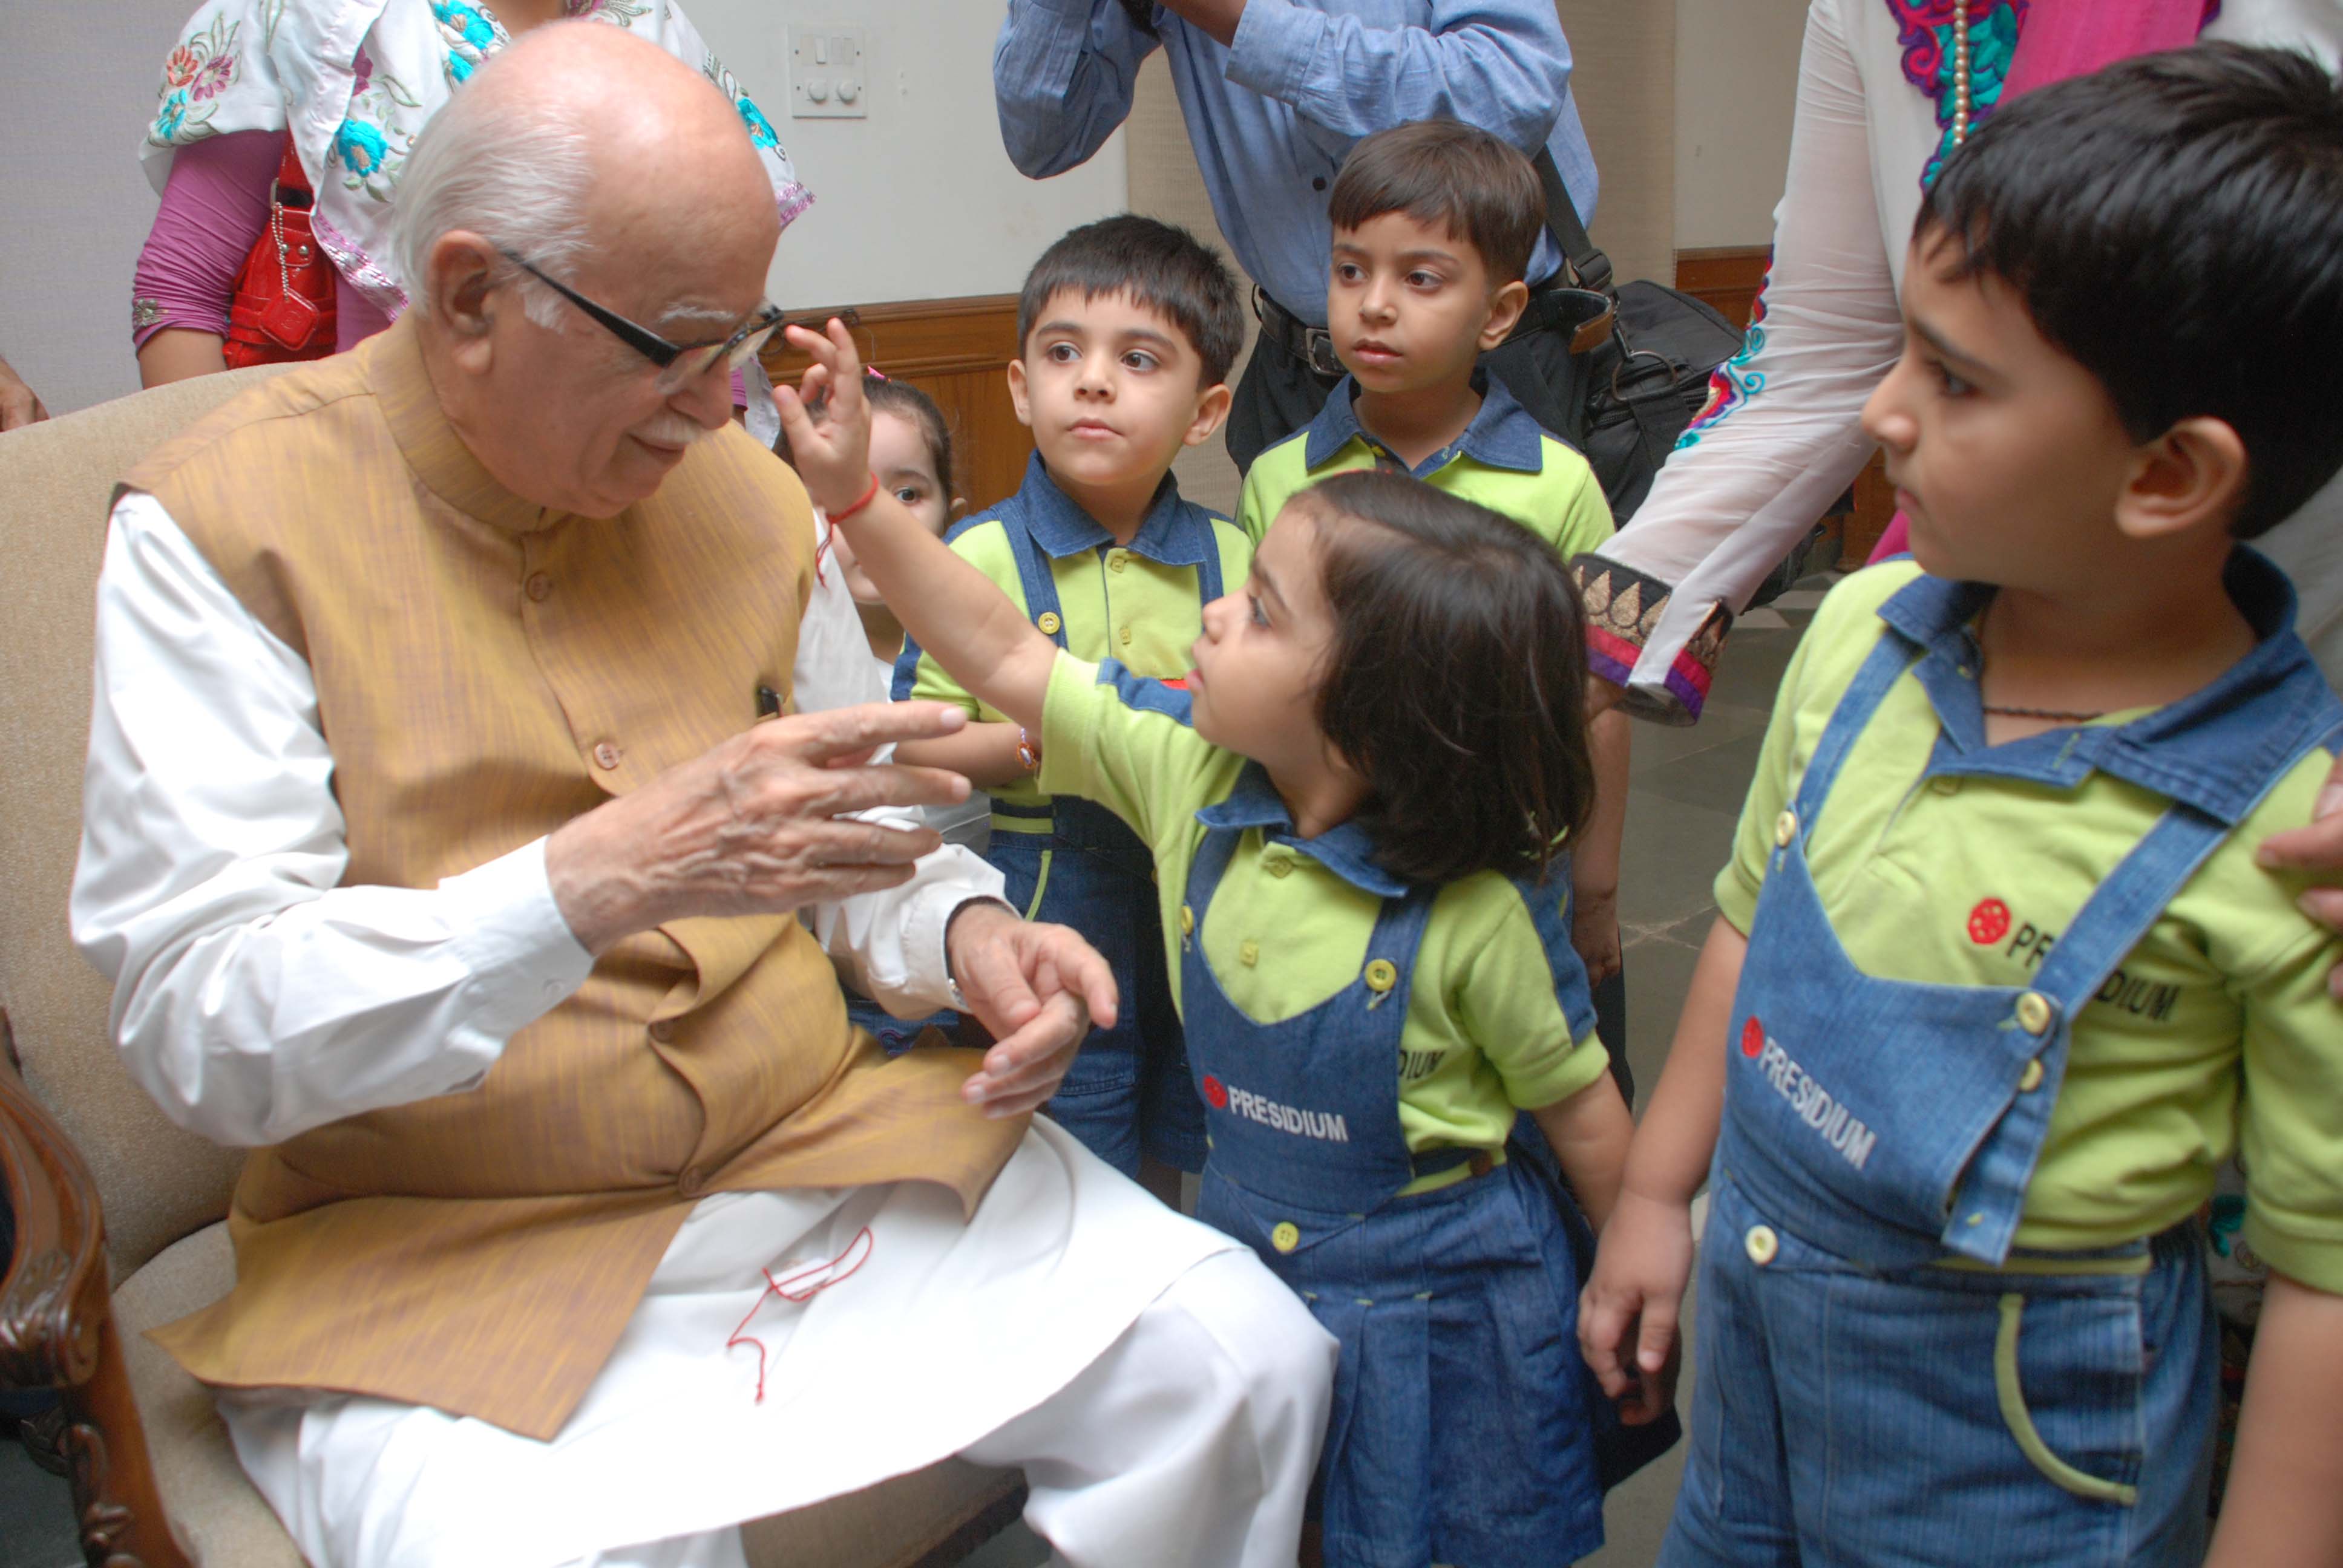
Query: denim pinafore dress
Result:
<box><xmin>1176</xmin><ymin>766</ymin><xmax>1623</xmax><ymax>1568</ymax></box>
<box><xmin>957</xmin><ymin>462</ymin><xmax>1224</xmax><ymax>1178</ymax></box>
<box><xmin>1665</xmin><ymin>563</ymin><xmax>2343</xmax><ymax>1567</ymax></box>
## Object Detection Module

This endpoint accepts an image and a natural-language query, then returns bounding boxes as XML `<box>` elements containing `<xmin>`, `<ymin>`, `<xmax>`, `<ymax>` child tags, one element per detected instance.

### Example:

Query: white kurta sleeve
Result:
<box><xmin>1582</xmin><ymin>0</ymin><xmax>1902</xmax><ymax>723</ymax></box>
<box><xmin>789</xmin><ymin>549</ymin><xmax>1006</xmax><ymax>1019</ymax></box>
<box><xmin>71</xmin><ymin>492</ymin><xmax>595</xmax><ymax>1148</ymax></box>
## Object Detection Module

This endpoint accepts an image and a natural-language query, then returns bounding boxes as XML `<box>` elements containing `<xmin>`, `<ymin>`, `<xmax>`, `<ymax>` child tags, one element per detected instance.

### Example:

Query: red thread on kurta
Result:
<box><xmin>725</xmin><ymin>1227</ymin><xmax>874</xmax><ymax>1402</ymax></box>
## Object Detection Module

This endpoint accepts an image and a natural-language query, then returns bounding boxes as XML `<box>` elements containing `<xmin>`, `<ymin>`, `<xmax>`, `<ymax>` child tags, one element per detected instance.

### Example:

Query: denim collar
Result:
<box><xmin>1194</xmin><ymin>762</ymin><xmax>1411</xmax><ymax>898</ymax></box>
<box><xmin>1879</xmin><ymin>548</ymin><xmax>2339</xmax><ymax>825</ymax></box>
<box><xmin>1001</xmin><ymin>450</ymin><xmax>1216</xmax><ymax>567</ymax></box>
<box><xmin>1300</xmin><ymin>372</ymin><xmax>1546</xmax><ymax>477</ymax></box>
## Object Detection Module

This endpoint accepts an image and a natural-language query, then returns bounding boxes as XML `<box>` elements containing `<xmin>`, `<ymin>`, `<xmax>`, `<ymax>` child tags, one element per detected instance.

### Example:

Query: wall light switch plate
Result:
<box><xmin>789</xmin><ymin>25</ymin><xmax>868</xmax><ymax>119</ymax></box>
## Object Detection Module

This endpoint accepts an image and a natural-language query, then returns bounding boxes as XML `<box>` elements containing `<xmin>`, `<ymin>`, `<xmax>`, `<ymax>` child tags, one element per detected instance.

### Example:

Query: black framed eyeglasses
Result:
<box><xmin>497</xmin><ymin>247</ymin><xmax>800</xmax><ymax>392</ymax></box>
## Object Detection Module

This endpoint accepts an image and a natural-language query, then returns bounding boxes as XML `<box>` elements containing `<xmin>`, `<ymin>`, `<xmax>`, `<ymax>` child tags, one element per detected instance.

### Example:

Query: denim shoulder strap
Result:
<box><xmin>999</xmin><ymin>505</ymin><xmax>1069</xmax><ymax>650</ymax></box>
<box><xmin>1191</xmin><ymin>514</ymin><xmax>1227</xmax><ymax>607</ymax></box>
<box><xmin>1943</xmin><ymin>712</ymin><xmax>2343</xmax><ymax>1262</ymax></box>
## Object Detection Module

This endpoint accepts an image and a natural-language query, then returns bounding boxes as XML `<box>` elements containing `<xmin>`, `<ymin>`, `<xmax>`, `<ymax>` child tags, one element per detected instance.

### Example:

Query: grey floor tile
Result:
<box><xmin>1631</xmin><ymin>730</ymin><xmax>1771</xmax><ymax>819</ymax></box>
<box><xmin>1619</xmin><ymin>923</ymin><xmax>1712</xmax><ymax>1101</ymax></box>
<box><xmin>1625</xmin><ymin>700</ymin><xmax>1770</xmax><ymax>777</ymax></box>
<box><xmin>0</xmin><ymin>1436</ymin><xmax>80</xmax><ymax>1568</ymax></box>
<box><xmin>1616</xmin><ymin>795</ymin><xmax>1742</xmax><ymax>933</ymax></box>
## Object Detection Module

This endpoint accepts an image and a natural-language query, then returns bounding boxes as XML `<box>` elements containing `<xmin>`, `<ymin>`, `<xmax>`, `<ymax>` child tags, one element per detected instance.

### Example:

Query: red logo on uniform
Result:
<box><xmin>1740</xmin><ymin>1017</ymin><xmax>1765</xmax><ymax>1058</ymax></box>
<box><xmin>1968</xmin><ymin>898</ymin><xmax>2011</xmax><ymax>945</ymax></box>
<box><xmin>1203</xmin><ymin>1074</ymin><xmax>1228</xmax><ymax>1109</ymax></box>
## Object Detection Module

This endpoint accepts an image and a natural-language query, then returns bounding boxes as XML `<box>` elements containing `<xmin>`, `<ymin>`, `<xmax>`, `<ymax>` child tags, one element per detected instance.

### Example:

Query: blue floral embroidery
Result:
<box><xmin>156</xmin><ymin>89</ymin><xmax>193</xmax><ymax>142</ymax></box>
<box><xmin>2209</xmin><ymin>1194</ymin><xmax>2249</xmax><ymax>1258</ymax></box>
<box><xmin>147</xmin><ymin>12</ymin><xmax>243</xmax><ymax>148</ymax></box>
<box><xmin>336</xmin><ymin>117</ymin><xmax>390</xmax><ymax>177</ymax></box>
<box><xmin>736</xmin><ymin>94</ymin><xmax>779</xmax><ymax>151</ymax></box>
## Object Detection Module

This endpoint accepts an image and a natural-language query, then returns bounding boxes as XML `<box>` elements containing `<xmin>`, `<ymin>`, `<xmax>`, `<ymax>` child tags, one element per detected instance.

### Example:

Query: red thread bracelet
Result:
<box><xmin>827</xmin><ymin>471</ymin><xmax>882</xmax><ymax>523</ymax></box>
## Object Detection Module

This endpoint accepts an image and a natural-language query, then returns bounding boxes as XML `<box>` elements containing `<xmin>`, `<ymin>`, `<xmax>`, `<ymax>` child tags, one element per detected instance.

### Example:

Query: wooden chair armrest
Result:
<box><xmin>1</xmin><ymin>1011</ymin><xmax>193</xmax><ymax>1567</ymax></box>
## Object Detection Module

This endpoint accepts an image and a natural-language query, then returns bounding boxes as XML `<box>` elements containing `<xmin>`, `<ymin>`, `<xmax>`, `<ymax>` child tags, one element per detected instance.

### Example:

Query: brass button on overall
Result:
<box><xmin>1271</xmin><ymin>1221</ymin><xmax>1300</xmax><ymax>1253</ymax></box>
<box><xmin>2018</xmin><ymin>1058</ymin><xmax>2045</xmax><ymax>1093</ymax></box>
<box><xmin>1179</xmin><ymin>905</ymin><xmax>1194</xmax><ymax>938</ymax></box>
<box><xmin>525</xmin><ymin>572</ymin><xmax>552</xmax><ymax>603</ymax></box>
<box><xmin>1745</xmin><ymin>1224</ymin><xmax>1780</xmax><ymax>1266</ymax></box>
<box><xmin>2015</xmin><ymin>991</ymin><xmax>2056</xmax><ymax>1036</ymax></box>
<box><xmin>1036</xmin><ymin>611</ymin><xmax>1061</xmax><ymax>636</ymax></box>
<box><xmin>592</xmin><ymin>741</ymin><xmax>621</xmax><ymax>770</ymax></box>
<box><xmin>1773</xmin><ymin>809</ymin><xmax>1798</xmax><ymax>848</ymax></box>
<box><xmin>1363</xmin><ymin>959</ymin><xmax>1398</xmax><ymax>994</ymax></box>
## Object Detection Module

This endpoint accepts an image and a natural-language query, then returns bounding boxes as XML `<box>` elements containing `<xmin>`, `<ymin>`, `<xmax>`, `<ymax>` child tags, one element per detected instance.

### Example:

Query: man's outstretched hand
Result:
<box><xmin>546</xmin><ymin>701</ymin><xmax>975</xmax><ymax>953</ymax></box>
<box><xmin>946</xmin><ymin>901</ymin><xmax>1119</xmax><ymax>1118</ymax></box>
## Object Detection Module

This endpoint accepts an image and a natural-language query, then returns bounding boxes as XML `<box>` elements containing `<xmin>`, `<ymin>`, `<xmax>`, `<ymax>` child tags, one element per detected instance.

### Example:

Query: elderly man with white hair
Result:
<box><xmin>71</xmin><ymin>21</ymin><xmax>1334</xmax><ymax>1568</ymax></box>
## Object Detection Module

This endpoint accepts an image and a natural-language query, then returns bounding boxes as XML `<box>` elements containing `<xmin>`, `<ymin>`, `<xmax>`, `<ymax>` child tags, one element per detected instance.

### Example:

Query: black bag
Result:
<box><xmin>1531</xmin><ymin>151</ymin><xmax>1746</xmax><ymax>524</ymax></box>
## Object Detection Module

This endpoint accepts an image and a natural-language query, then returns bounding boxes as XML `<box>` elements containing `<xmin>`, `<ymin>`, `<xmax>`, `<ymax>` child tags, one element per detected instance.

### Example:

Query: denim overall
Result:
<box><xmin>1666</xmin><ymin>561</ymin><xmax>2343</xmax><ymax>1567</ymax></box>
<box><xmin>929</xmin><ymin>459</ymin><xmax>1225</xmax><ymax>1176</ymax></box>
<box><xmin>1179</xmin><ymin>765</ymin><xmax>1624</xmax><ymax>1568</ymax></box>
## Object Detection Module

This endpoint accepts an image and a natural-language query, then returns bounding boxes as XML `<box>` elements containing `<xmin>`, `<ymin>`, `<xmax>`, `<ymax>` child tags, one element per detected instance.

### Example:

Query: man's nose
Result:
<box><xmin>670</xmin><ymin>358</ymin><xmax>737</xmax><ymax>430</ymax></box>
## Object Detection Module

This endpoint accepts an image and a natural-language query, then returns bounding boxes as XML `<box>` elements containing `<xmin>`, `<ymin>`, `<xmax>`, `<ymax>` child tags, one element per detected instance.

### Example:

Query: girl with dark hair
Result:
<box><xmin>782</xmin><ymin>321</ymin><xmax>1643</xmax><ymax>1568</ymax></box>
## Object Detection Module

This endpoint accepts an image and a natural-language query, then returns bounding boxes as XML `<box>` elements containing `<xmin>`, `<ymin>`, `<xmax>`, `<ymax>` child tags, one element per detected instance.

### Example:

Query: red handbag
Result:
<box><xmin>223</xmin><ymin>135</ymin><xmax>338</xmax><ymax>367</ymax></box>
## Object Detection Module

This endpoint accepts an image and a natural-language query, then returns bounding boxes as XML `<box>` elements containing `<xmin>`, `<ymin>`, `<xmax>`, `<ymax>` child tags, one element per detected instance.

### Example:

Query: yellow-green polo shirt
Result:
<box><xmin>1040</xmin><ymin>652</ymin><xmax>1613</xmax><ymax>1169</ymax></box>
<box><xmin>895</xmin><ymin>455</ymin><xmax>1252</xmax><ymax>812</ymax></box>
<box><xmin>1719</xmin><ymin>560</ymin><xmax>2343</xmax><ymax>1289</ymax></box>
<box><xmin>1237</xmin><ymin>373</ymin><xmax>1615</xmax><ymax>559</ymax></box>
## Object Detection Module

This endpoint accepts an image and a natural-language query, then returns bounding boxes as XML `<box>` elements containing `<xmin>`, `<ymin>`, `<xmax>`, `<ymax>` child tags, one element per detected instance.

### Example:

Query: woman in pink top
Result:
<box><xmin>132</xmin><ymin>0</ymin><xmax>808</xmax><ymax>438</ymax></box>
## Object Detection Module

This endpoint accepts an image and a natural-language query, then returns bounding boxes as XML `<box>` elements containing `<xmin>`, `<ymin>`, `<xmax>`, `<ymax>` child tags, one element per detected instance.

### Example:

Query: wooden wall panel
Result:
<box><xmin>761</xmin><ymin>295</ymin><xmax>1034</xmax><ymax>512</ymax></box>
<box><xmin>1675</xmin><ymin>245</ymin><xmax>1893</xmax><ymax>564</ymax></box>
<box><xmin>1674</xmin><ymin>246</ymin><xmax>1770</xmax><ymax>332</ymax></box>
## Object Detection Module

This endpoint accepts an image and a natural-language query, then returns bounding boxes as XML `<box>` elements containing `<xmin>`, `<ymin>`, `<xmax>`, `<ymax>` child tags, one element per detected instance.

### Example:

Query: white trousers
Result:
<box><xmin>223</xmin><ymin>1122</ymin><xmax>1335</xmax><ymax>1568</ymax></box>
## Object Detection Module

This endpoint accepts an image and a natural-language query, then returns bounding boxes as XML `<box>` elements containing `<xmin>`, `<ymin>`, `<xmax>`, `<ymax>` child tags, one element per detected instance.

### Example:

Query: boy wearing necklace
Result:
<box><xmin>1239</xmin><ymin>120</ymin><xmax>1634</xmax><ymax>1088</ymax></box>
<box><xmin>1582</xmin><ymin>45</ymin><xmax>2343</xmax><ymax>1566</ymax></box>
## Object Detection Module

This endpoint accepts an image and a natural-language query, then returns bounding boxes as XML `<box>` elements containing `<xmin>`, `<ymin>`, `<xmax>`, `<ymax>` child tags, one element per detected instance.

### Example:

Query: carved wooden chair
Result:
<box><xmin>0</xmin><ymin>369</ymin><xmax>1025</xmax><ymax>1567</ymax></box>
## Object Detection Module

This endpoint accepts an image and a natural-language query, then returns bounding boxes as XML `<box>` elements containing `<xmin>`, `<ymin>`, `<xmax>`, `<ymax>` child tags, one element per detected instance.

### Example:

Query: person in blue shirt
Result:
<box><xmin>992</xmin><ymin>0</ymin><xmax>1600</xmax><ymax>474</ymax></box>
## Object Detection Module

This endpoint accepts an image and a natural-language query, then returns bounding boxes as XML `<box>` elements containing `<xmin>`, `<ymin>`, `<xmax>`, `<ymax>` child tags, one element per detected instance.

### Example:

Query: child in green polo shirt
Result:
<box><xmin>784</xmin><ymin>302</ymin><xmax>1657</xmax><ymax>1561</ymax></box>
<box><xmin>890</xmin><ymin>216</ymin><xmax>1252</xmax><ymax>1200</ymax></box>
<box><xmin>1581</xmin><ymin>45</ymin><xmax>2343</xmax><ymax>1564</ymax></box>
<box><xmin>1242</xmin><ymin>119</ymin><xmax>1634</xmax><ymax>1098</ymax></box>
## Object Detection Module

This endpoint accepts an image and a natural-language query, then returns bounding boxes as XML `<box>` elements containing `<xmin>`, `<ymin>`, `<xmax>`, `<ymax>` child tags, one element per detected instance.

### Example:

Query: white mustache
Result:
<box><xmin>632</xmin><ymin>412</ymin><xmax>711</xmax><ymax>449</ymax></box>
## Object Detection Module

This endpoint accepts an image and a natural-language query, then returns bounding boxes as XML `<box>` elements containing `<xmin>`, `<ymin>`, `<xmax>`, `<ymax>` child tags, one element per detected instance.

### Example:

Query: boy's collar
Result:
<box><xmin>1302</xmin><ymin>372</ymin><xmax>1546</xmax><ymax>476</ymax></box>
<box><xmin>1010</xmin><ymin>451</ymin><xmax>1214</xmax><ymax>565</ymax></box>
<box><xmin>1195</xmin><ymin>762</ymin><xmax>1411</xmax><ymax>898</ymax></box>
<box><xmin>1878</xmin><ymin>547</ymin><xmax>2338</xmax><ymax>825</ymax></box>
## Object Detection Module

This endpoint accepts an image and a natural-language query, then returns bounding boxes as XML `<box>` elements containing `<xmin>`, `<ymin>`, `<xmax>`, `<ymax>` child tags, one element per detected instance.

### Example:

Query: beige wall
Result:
<box><xmin>0</xmin><ymin>1</ymin><xmax>194</xmax><ymax>417</ymax></box>
<box><xmin>1674</xmin><ymin>0</ymin><xmax>1807</xmax><ymax>250</ymax></box>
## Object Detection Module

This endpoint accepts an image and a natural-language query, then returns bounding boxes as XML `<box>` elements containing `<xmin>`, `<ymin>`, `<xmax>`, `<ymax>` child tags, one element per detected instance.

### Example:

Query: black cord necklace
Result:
<box><xmin>1974</xmin><ymin>636</ymin><xmax>2107</xmax><ymax>724</ymax></box>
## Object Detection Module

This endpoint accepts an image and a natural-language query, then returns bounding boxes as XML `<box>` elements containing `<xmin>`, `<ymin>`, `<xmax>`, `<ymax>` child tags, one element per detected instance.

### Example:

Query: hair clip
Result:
<box><xmin>865</xmin><ymin>367</ymin><xmax>888</xmax><ymax>382</ymax></box>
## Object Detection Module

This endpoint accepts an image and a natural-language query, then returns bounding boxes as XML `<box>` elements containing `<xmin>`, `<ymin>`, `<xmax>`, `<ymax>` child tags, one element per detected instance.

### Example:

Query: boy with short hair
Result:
<box><xmin>1582</xmin><ymin>45</ymin><xmax>2343</xmax><ymax>1564</ymax></box>
<box><xmin>894</xmin><ymin>214</ymin><xmax>1250</xmax><ymax>1195</ymax></box>
<box><xmin>1242</xmin><ymin>119</ymin><xmax>1631</xmax><ymax>1082</ymax></box>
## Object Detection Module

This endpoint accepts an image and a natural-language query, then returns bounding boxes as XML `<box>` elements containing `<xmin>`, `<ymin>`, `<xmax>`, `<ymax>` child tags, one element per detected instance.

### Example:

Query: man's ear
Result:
<box><xmin>2116</xmin><ymin>416</ymin><xmax>2249</xmax><ymax>544</ymax></box>
<box><xmin>1184</xmin><ymin>382</ymin><xmax>1234</xmax><ymax>448</ymax></box>
<box><xmin>426</xmin><ymin>229</ymin><xmax>503</xmax><ymax>370</ymax></box>
<box><xmin>1476</xmin><ymin>278</ymin><xmax>1532</xmax><ymax>352</ymax></box>
<box><xmin>1005</xmin><ymin>358</ymin><xmax>1035</xmax><ymax>430</ymax></box>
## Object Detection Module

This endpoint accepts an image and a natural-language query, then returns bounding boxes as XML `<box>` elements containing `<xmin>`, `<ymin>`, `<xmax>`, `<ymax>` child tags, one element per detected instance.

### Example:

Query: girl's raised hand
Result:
<box><xmin>775</xmin><ymin>318</ymin><xmax>873</xmax><ymax>516</ymax></box>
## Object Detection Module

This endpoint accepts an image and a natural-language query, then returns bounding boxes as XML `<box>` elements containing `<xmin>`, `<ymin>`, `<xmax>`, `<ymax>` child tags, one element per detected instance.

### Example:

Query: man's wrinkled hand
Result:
<box><xmin>546</xmin><ymin>701</ymin><xmax>974</xmax><ymax>953</ymax></box>
<box><xmin>1573</xmin><ymin>885</ymin><xmax>1624</xmax><ymax>988</ymax></box>
<box><xmin>2257</xmin><ymin>751</ymin><xmax>2343</xmax><ymax>998</ymax></box>
<box><xmin>0</xmin><ymin>353</ymin><xmax>48</xmax><ymax>432</ymax></box>
<box><xmin>946</xmin><ymin>901</ymin><xmax>1119</xmax><ymax>1118</ymax></box>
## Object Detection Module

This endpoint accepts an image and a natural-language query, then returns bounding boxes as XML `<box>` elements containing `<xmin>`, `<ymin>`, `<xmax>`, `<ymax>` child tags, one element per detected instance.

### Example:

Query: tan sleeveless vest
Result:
<box><xmin>128</xmin><ymin>319</ymin><xmax>1020</xmax><ymax>1440</ymax></box>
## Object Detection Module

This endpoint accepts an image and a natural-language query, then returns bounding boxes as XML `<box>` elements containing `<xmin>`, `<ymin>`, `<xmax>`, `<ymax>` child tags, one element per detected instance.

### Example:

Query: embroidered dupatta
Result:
<box><xmin>140</xmin><ymin>0</ymin><xmax>810</xmax><ymax>322</ymax></box>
